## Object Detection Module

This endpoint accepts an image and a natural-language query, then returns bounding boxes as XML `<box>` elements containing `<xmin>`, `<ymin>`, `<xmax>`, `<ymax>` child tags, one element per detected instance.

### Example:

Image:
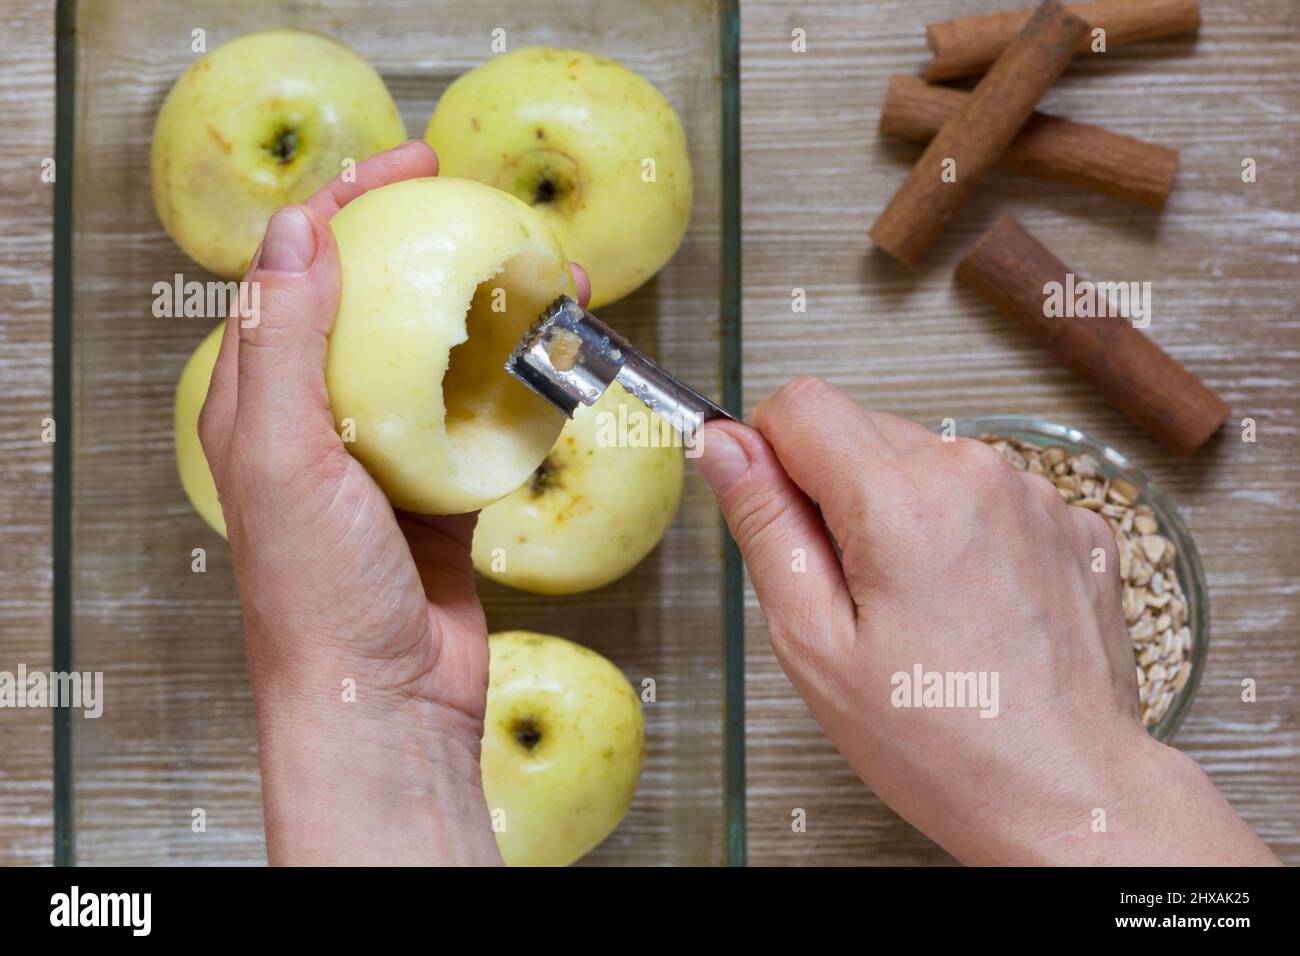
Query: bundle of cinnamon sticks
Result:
<box><xmin>869</xmin><ymin>0</ymin><xmax>1226</xmax><ymax>456</ymax></box>
<box><xmin>871</xmin><ymin>0</ymin><xmax>1199</xmax><ymax>266</ymax></box>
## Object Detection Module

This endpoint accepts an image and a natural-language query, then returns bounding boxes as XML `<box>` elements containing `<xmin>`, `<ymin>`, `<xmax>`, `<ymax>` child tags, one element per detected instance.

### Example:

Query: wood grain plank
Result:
<box><xmin>0</xmin><ymin>0</ymin><xmax>55</xmax><ymax>866</ymax></box>
<box><xmin>1</xmin><ymin>0</ymin><xmax>1297</xmax><ymax>867</ymax></box>
<box><xmin>739</xmin><ymin>0</ymin><xmax>1299</xmax><ymax>864</ymax></box>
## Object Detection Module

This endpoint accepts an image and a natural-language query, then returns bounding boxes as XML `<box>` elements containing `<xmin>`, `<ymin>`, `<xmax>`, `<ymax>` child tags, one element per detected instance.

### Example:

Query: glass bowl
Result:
<box><xmin>939</xmin><ymin>416</ymin><xmax>1208</xmax><ymax>744</ymax></box>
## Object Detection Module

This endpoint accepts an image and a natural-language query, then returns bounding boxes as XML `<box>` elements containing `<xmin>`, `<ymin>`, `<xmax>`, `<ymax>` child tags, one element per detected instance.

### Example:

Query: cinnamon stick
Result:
<box><xmin>870</xmin><ymin>0</ymin><xmax>1088</xmax><ymax>267</ymax></box>
<box><xmin>925</xmin><ymin>0</ymin><xmax>1201</xmax><ymax>81</ymax></box>
<box><xmin>881</xmin><ymin>74</ymin><xmax>1179</xmax><ymax>209</ymax></box>
<box><xmin>956</xmin><ymin>215</ymin><xmax>1228</xmax><ymax>456</ymax></box>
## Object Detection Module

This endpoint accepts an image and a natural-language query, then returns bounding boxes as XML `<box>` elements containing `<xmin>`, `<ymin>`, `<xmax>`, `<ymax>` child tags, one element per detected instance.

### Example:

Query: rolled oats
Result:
<box><xmin>979</xmin><ymin>433</ymin><xmax>1194</xmax><ymax>730</ymax></box>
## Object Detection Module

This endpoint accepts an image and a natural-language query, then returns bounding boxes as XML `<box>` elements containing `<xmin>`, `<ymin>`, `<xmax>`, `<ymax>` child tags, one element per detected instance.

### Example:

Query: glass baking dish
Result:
<box><xmin>53</xmin><ymin>0</ymin><xmax>742</xmax><ymax>865</ymax></box>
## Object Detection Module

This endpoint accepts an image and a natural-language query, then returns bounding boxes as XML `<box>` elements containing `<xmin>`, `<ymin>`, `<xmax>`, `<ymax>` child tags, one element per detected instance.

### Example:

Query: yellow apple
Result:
<box><xmin>152</xmin><ymin>29</ymin><xmax>406</xmax><ymax>278</ymax></box>
<box><xmin>174</xmin><ymin>178</ymin><xmax>574</xmax><ymax>527</ymax></box>
<box><xmin>425</xmin><ymin>47</ymin><xmax>692</xmax><ymax>309</ymax></box>
<box><xmin>327</xmin><ymin>176</ymin><xmax>575</xmax><ymax>514</ymax></box>
<box><xmin>471</xmin><ymin>382</ymin><xmax>683</xmax><ymax>594</ymax></box>
<box><xmin>174</xmin><ymin>322</ymin><xmax>227</xmax><ymax>539</ymax></box>
<box><xmin>483</xmin><ymin>630</ymin><xmax>645</xmax><ymax>867</ymax></box>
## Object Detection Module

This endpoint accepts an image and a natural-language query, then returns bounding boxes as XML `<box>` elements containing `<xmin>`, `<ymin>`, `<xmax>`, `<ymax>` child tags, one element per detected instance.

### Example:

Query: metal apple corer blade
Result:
<box><xmin>506</xmin><ymin>295</ymin><xmax>736</xmax><ymax>437</ymax></box>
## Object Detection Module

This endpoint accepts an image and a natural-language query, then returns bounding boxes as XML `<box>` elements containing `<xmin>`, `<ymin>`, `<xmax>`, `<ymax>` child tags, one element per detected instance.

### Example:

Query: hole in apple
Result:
<box><xmin>440</xmin><ymin>248</ymin><xmax>569</xmax><ymax>492</ymax></box>
<box><xmin>264</xmin><ymin>125</ymin><xmax>300</xmax><ymax>165</ymax></box>
<box><xmin>503</xmin><ymin>149</ymin><xmax>581</xmax><ymax>215</ymax></box>
<box><xmin>512</xmin><ymin>717</ymin><xmax>542</xmax><ymax>751</ymax></box>
<box><xmin>533</xmin><ymin>177</ymin><xmax>558</xmax><ymax>205</ymax></box>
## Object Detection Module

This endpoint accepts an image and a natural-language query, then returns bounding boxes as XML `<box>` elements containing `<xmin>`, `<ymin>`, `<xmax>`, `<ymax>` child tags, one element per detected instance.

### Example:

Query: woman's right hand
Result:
<box><xmin>695</xmin><ymin>377</ymin><xmax>1278</xmax><ymax>865</ymax></box>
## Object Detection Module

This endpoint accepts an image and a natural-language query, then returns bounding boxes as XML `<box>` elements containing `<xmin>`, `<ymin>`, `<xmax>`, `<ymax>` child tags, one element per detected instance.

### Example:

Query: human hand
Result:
<box><xmin>199</xmin><ymin>140</ymin><xmax>590</xmax><ymax>865</ymax></box>
<box><xmin>695</xmin><ymin>377</ymin><xmax>1278</xmax><ymax>865</ymax></box>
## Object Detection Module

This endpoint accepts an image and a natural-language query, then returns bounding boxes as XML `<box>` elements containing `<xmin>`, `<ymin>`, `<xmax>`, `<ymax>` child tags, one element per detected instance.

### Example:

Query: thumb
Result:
<box><xmin>236</xmin><ymin>205</ymin><xmax>342</xmax><ymax>453</ymax></box>
<box><xmin>694</xmin><ymin>421</ymin><xmax>854</xmax><ymax>646</ymax></box>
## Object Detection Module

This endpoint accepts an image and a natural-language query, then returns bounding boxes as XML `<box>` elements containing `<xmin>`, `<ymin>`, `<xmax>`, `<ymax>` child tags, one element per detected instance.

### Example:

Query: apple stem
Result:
<box><xmin>267</xmin><ymin>127</ymin><xmax>300</xmax><ymax>165</ymax></box>
<box><xmin>514</xmin><ymin>719</ymin><xmax>542</xmax><ymax>751</ymax></box>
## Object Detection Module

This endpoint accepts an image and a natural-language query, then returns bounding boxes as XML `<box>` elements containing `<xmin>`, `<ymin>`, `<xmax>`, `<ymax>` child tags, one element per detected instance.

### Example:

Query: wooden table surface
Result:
<box><xmin>2</xmin><ymin>0</ymin><xmax>1297</xmax><ymax>866</ymax></box>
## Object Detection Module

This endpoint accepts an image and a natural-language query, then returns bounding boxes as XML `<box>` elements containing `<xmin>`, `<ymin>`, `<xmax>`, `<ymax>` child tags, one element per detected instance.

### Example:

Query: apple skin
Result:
<box><xmin>327</xmin><ymin>177</ymin><xmax>575</xmax><ymax>514</ymax></box>
<box><xmin>471</xmin><ymin>382</ymin><xmax>683</xmax><ymax>594</ymax></box>
<box><xmin>174</xmin><ymin>322</ymin><xmax>227</xmax><ymax>539</ymax></box>
<box><xmin>483</xmin><ymin>630</ymin><xmax>645</xmax><ymax>867</ymax></box>
<box><xmin>174</xmin><ymin>178</ymin><xmax>575</xmax><ymax>527</ymax></box>
<box><xmin>425</xmin><ymin>47</ymin><xmax>692</xmax><ymax>309</ymax></box>
<box><xmin>151</xmin><ymin>29</ymin><xmax>406</xmax><ymax>278</ymax></box>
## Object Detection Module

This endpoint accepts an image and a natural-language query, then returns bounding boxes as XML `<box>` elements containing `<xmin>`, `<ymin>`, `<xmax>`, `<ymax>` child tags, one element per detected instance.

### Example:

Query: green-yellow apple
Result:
<box><xmin>174</xmin><ymin>177</ymin><xmax>575</xmax><ymax>526</ymax></box>
<box><xmin>471</xmin><ymin>382</ymin><xmax>682</xmax><ymax>594</ymax></box>
<box><xmin>174</xmin><ymin>322</ymin><xmax>227</xmax><ymax>538</ymax></box>
<box><xmin>483</xmin><ymin>630</ymin><xmax>645</xmax><ymax>866</ymax></box>
<box><xmin>326</xmin><ymin>176</ymin><xmax>575</xmax><ymax>514</ymax></box>
<box><xmin>425</xmin><ymin>47</ymin><xmax>692</xmax><ymax>309</ymax></box>
<box><xmin>152</xmin><ymin>29</ymin><xmax>406</xmax><ymax>278</ymax></box>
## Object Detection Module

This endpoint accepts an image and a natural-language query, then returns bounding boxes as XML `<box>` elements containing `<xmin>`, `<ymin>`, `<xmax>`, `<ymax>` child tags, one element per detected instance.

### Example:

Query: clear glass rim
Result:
<box><xmin>52</xmin><ymin>0</ymin><xmax>78</xmax><ymax>867</ymax></box>
<box><xmin>716</xmin><ymin>0</ymin><xmax>745</xmax><ymax>867</ymax></box>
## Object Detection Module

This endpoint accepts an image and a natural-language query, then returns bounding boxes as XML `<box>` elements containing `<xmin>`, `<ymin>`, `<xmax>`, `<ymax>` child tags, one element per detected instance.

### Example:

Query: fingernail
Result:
<box><xmin>695</xmin><ymin>426</ymin><xmax>751</xmax><ymax>494</ymax></box>
<box><xmin>258</xmin><ymin>208</ymin><xmax>315</xmax><ymax>273</ymax></box>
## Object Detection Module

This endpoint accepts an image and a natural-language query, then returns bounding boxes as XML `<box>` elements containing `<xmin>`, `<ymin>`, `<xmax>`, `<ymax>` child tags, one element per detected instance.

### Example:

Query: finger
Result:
<box><xmin>694</xmin><ymin>420</ymin><xmax>856</xmax><ymax>655</ymax></box>
<box><xmin>202</xmin><ymin>236</ymin><xmax>266</xmax><ymax>470</ymax></box>
<box><xmin>1071</xmin><ymin>505</ymin><xmax>1120</xmax><ymax>580</ymax></box>
<box><xmin>397</xmin><ymin>512</ymin><xmax>479</xmax><ymax>604</ymax></box>
<box><xmin>1069</xmin><ymin>507</ymin><xmax>1131</xmax><ymax>678</ymax></box>
<box><xmin>302</xmin><ymin>139</ymin><xmax>439</xmax><ymax>221</ymax></box>
<box><xmin>1019</xmin><ymin>470</ymin><xmax>1061</xmax><ymax>503</ymax></box>
<box><xmin>867</xmin><ymin>409</ymin><xmax>939</xmax><ymax>452</ymax></box>
<box><xmin>397</xmin><ymin>512</ymin><xmax>489</xmax><ymax>709</ymax></box>
<box><xmin>756</xmin><ymin>376</ymin><xmax>935</xmax><ymax>459</ymax></box>
<box><xmin>751</xmin><ymin>377</ymin><xmax>928</xmax><ymax>530</ymax></box>
<box><xmin>234</xmin><ymin>205</ymin><xmax>342</xmax><ymax>458</ymax></box>
<box><xmin>569</xmin><ymin>262</ymin><xmax>591</xmax><ymax>308</ymax></box>
<box><xmin>1018</xmin><ymin>470</ymin><xmax>1077</xmax><ymax>533</ymax></box>
<box><xmin>198</xmin><ymin>318</ymin><xmax>239</xmax><ymax>481</ymax></box>
<box><xmin>397</xmin><ymin>511</ymin><xmax>477</xmax><ymax>552</ymax></box>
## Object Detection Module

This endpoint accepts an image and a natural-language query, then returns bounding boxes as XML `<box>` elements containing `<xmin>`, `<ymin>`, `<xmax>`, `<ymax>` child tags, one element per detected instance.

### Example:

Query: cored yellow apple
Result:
<box><xmin>471</xmin><ymin>382</ymin><xmax>683</xmax><ymax>593</ymax></box>
<box><xmin>482</xmin><ymin>630</ymin><xmax>645</xmax><ymax>867</ymax></box>
<box><xmin>174</xmin><ymin>322</ymin><xmax>227</xmax><ymax>538</ymax></box>
<box><xmin>326</xmin><ymin>177</ymin><xmax>575</xmax><ymax>514</ymax></box>
<box><xmin>174</xmin><ymin>178</ymin><xmax>574</xmax><ymax>527</ymax></box>
<box><xmin>425</xmin><ymin>47</ymin><xmax>692</xmax><ymax>309</ymax></box>
<box><xmin>152</xmin><ymin>28</ymin><xmax>406</xmax><ymax>278</ymax></box>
